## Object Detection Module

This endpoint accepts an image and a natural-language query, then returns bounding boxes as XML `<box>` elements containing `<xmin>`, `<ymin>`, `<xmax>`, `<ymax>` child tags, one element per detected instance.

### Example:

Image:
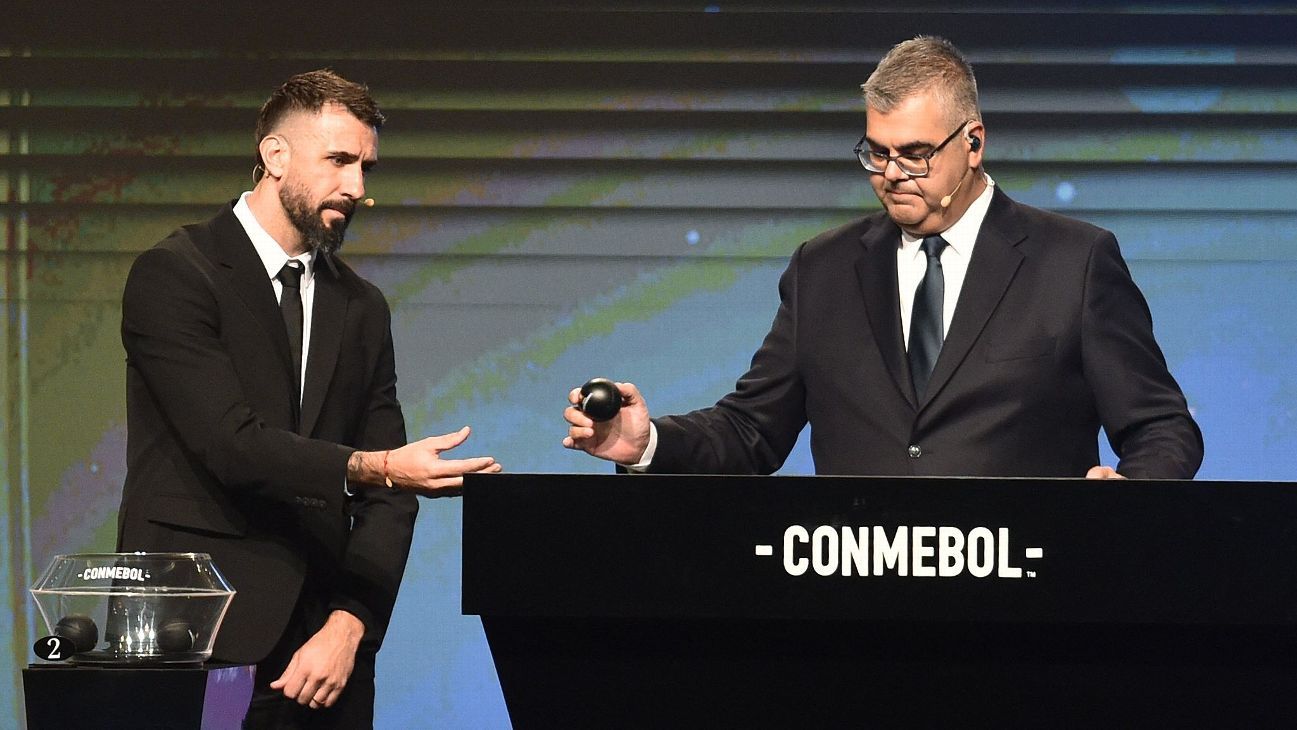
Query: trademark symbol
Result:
<box><xmin>1025</xmin><ymin>570</ymin><xmax>1037</xmax><ymax>578</ymax></box>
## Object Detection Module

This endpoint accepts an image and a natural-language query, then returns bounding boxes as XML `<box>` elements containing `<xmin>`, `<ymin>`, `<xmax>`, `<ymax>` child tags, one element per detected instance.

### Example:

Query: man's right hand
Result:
<box><xmin>349</xmin><ymin>426</ymin><xmax>501</xmax><ymax>496</ymax></box>
<box><xmin>562</xmin><ymin>381</ymin><xmax>652</xmax><ymax>465</ymax></box>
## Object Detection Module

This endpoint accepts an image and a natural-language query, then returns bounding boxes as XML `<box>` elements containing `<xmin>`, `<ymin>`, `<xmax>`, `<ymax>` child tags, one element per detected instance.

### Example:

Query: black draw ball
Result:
<box><xmin>54</xmin><ymin>614</ymin><xmax>99</xmax><ymax>654</ymax></box>
<box><xmin>157</xmin><ymin>619</ymin><xmax>196</xmax><ymax>653</ymax></box>
<box><xmin>578</xmin><ymin>378</ymin><xmax>623</xmax><ymax>422</ymax></box>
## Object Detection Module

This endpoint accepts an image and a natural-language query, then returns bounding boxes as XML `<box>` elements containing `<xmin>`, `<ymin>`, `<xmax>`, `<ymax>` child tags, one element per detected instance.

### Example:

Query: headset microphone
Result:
<box><xmin>362</xmin><ymin>198</ymin><xmax>375</xmax><ymax>207</ymax></box>
<box><xmin>940</xmin><ymin>136</ymin><xmax>981</xmax><ymax>209</ymax></box>
<box><xmin>940</xmin><ymin>172</ymin><xmax>967</xmax><ymax>209</ymax></box>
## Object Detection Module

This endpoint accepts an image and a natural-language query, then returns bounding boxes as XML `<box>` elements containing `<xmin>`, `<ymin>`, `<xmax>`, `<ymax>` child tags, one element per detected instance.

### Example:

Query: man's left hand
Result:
<box><xmin>1085</xmin><ymin>465</ymin><xmax>1126</xmax><ymax>479</ymax></box>
<box><xmin>268</xmin><ymin>610</ymin><xmax>364</xmax><ymax>710</ymax></box>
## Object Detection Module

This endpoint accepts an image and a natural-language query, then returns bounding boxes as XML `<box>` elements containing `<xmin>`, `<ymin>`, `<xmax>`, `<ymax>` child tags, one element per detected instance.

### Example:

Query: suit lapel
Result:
<box><xmin>300</xmin><ymin>255</ymin><xmax>348</xmax><ymax>437</ymax></box>
<box><xmin>921</xmin><ymin>189</ymin><xmax>1026</xmax><ymax>408</ymax></box>
<box><xmin>855</xmin><ymin>217</ymin><xmax>917</xmax><ymax>409</ymax></box>
<box><xmin>209</xmin><ymin>207</ymin><xmax>298</xmax><ymax>400</ymax></box>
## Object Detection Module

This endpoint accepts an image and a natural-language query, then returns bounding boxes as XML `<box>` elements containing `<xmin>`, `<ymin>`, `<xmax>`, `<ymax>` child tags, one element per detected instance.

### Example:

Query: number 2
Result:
<box><xmin>33</xmin><ymin>636</ymin><xmax>65</xmax><ymax>661</ymax></box>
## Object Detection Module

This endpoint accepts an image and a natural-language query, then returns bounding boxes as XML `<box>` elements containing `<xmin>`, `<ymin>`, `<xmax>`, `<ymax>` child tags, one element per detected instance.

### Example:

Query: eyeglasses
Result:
<box><xmin>853</xmin><ymin>122</ymin><xmax>970</xmax><ymax>178</ymax></box>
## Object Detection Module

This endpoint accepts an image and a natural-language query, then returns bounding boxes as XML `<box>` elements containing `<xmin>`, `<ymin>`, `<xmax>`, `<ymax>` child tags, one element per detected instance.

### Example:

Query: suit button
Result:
<box><xmin>907</xmin><ymin>445</ymin><xmax>922</xmax><ymax>458</ymax></box>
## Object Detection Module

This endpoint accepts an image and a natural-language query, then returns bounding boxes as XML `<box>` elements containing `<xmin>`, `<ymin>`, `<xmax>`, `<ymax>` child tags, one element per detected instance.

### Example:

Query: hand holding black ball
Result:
<box><xmin>578</xmin><ymin>378</ymin><xmax>625</xmax><ymax>422</ymax></box>
<box><xmin>564</xmin><ymin>378</ymin><xmax>653</xmax><ymax>466</ymax></box>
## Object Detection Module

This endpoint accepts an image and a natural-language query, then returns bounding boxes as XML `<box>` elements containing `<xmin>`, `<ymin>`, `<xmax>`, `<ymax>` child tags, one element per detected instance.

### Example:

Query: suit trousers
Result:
<box><xmin>241</xmin><ymin>582</ymin><xmax>376</xmax><ymax>729</ymax></box>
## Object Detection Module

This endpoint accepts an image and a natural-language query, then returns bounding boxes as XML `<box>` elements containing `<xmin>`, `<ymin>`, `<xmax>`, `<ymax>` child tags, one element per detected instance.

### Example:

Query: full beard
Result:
<box><xmin>280</xmin><ymin>184</ymin><xmax>355</xmax><ymax>256</ymax></box>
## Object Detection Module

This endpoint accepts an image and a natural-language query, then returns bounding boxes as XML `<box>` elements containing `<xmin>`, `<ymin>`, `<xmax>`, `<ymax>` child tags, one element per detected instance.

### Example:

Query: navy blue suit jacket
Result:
<box><xmin>650</xmin><ymin>188</ymin><xmax>1203</xmax><ymax>478</ymax></box>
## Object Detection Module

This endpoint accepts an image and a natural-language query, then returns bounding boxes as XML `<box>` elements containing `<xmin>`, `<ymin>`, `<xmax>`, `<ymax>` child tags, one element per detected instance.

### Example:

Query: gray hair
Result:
<box><xmin>861</xmin><ymin>36</ymin><xmax>980</xmax><ymax>128</ymax></box>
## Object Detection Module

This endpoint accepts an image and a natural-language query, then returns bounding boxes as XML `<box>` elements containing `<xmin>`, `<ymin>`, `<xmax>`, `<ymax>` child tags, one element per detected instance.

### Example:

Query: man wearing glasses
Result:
<box><xmin>563</xmin><ymin>36</ymin><xmax>1202</xmax><ymax>480</ymax></box>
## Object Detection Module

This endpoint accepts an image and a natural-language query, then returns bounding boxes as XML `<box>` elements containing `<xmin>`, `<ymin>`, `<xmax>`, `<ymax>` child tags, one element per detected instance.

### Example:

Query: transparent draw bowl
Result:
<box><xmin>30</xmin><ymin>552</ymin><xmax>236</xmax><ymax>666</ymax></box>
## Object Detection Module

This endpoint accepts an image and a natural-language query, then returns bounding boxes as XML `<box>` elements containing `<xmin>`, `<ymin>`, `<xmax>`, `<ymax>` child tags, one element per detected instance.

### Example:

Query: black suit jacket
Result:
<box><xmin>118</xmin><ymin>204</ymin><xmax>419</xmax><ymax>664</ymax></box>
<box><xmin>651</xmin><ymin>188</ymin><xmax>1203</xmax><ymax>478</ymax></box>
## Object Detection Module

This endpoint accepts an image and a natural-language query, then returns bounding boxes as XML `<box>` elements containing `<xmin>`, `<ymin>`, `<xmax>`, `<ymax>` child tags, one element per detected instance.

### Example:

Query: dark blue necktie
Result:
<box><xmin>908</xmin><ymin>235</ymin><xmax>948</xmax><ymax>400</ymax></box>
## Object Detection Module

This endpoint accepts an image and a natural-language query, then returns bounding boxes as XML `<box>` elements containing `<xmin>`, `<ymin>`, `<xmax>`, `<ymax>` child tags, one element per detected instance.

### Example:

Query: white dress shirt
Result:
<box><xmin>629</xmin><ymin>174</ymin><xmax>997</xmax><ymax>470</ymax></box>
<box><xmin>233</xmin><ymin>192</ymin><xmax>314</xmax><ymax>403</ymax></box>
<box><xmin>897</xmin><ymin>174</ymin><xmax>996</xmax><ymax>347</ymax></box>
<box><xmin>233</xmin><ymin>194</ymin><xmax>357</xmax><ymax>495</ymax></box>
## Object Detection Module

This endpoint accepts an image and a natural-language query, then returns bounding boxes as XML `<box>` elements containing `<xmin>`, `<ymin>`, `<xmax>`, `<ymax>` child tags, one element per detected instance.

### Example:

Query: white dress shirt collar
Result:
<box><xmin>899</xmin><ymin>173</ymin><xmax>996</xmax><ymax>259</ymax></box>
<box><xmin>232</xmin><ymin>192</ymin><xmax>315</xmax><ymax>284</ymax></box>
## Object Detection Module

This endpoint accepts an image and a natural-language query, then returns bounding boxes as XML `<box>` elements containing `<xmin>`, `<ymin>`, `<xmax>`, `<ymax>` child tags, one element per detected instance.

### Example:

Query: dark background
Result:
<box><xmin>4</xmin><ymin>3</ymin><xmax>1296</xmax><ymax>725</ymax></box>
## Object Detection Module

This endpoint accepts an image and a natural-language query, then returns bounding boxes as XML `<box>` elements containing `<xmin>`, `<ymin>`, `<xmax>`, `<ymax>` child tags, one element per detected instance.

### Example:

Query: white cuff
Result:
<box><xmin>623</xmin><ymin>422</ymin><xmax>658</xmax><ymax>472</ymax></box>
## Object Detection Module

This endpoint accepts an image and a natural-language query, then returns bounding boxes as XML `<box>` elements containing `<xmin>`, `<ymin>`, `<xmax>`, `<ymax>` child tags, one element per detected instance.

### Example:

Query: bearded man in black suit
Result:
<box><xmin>119</xmin><ymin>70</ymin><xmax>501</xmax><ymax>728</ymax></box>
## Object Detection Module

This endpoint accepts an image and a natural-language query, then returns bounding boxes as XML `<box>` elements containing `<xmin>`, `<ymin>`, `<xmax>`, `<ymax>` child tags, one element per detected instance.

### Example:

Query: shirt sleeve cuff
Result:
<box><xmin>623</xmin><ymin>422</ymin><xmax>658</xmax><ymax>472</ymax></box>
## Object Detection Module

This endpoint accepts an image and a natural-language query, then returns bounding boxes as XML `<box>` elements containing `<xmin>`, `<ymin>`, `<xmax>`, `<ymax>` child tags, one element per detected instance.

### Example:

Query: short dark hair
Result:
<box><xmin>253</xmin><ymin>69</ymin><xmax>385</xmax><ymax>180</ymax></box>
<box><xmin>862</xmin><ymin>36</ymin><xmax>979</xmax><ymax>128</ymax></box>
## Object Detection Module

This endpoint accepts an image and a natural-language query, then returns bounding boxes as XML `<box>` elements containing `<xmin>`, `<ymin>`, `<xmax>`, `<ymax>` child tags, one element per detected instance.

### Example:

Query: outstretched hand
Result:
<box><xmin>381</xmin><ymin>426</ymin><xmax>502</xmax><ymax>496</ymax></box>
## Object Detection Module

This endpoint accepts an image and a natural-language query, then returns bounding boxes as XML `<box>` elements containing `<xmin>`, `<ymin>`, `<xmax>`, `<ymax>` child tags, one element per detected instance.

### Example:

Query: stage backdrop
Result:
<box><xmin>4</xmin><ymin>2</ymin><xmax>1296</xmax><ymax>726</ymax></box>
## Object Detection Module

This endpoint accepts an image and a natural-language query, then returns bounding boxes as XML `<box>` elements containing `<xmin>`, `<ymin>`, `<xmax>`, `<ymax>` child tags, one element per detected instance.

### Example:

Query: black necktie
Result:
<box><xmin>908</xmin><ymin>235</ymin><xmax>948</xmax><ymax>400</ymax></box>
<box><xmin>277</xmin><ymin>260</ymin><xmax>304</xmax><ymax>409</ymax></box>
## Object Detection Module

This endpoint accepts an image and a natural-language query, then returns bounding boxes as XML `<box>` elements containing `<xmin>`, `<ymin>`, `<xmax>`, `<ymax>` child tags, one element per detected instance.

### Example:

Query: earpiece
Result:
<box><xmin>940</xmin><ymin>133</ymin><xmax>983</xmax><ymax>209</ymax></box>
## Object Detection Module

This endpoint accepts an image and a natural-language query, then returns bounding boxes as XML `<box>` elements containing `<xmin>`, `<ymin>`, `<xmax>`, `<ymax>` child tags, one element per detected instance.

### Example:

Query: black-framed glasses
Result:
<box><xmin>853</xmin><ymin>121</ymin><xmax>969</xmax><ymax>178</ymax></box>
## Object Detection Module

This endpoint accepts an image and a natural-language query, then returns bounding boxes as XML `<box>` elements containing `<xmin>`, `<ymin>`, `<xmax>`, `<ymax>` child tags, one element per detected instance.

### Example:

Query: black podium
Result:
<box><xmin>462</xmin><ymin>474</ymin><xmax>1297</xmax><ymax>727</ymax></box>
<box><xmin>23</xmin><ymin>662</ymin><xmax>253</xmax><ymax>729</ymax></box>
